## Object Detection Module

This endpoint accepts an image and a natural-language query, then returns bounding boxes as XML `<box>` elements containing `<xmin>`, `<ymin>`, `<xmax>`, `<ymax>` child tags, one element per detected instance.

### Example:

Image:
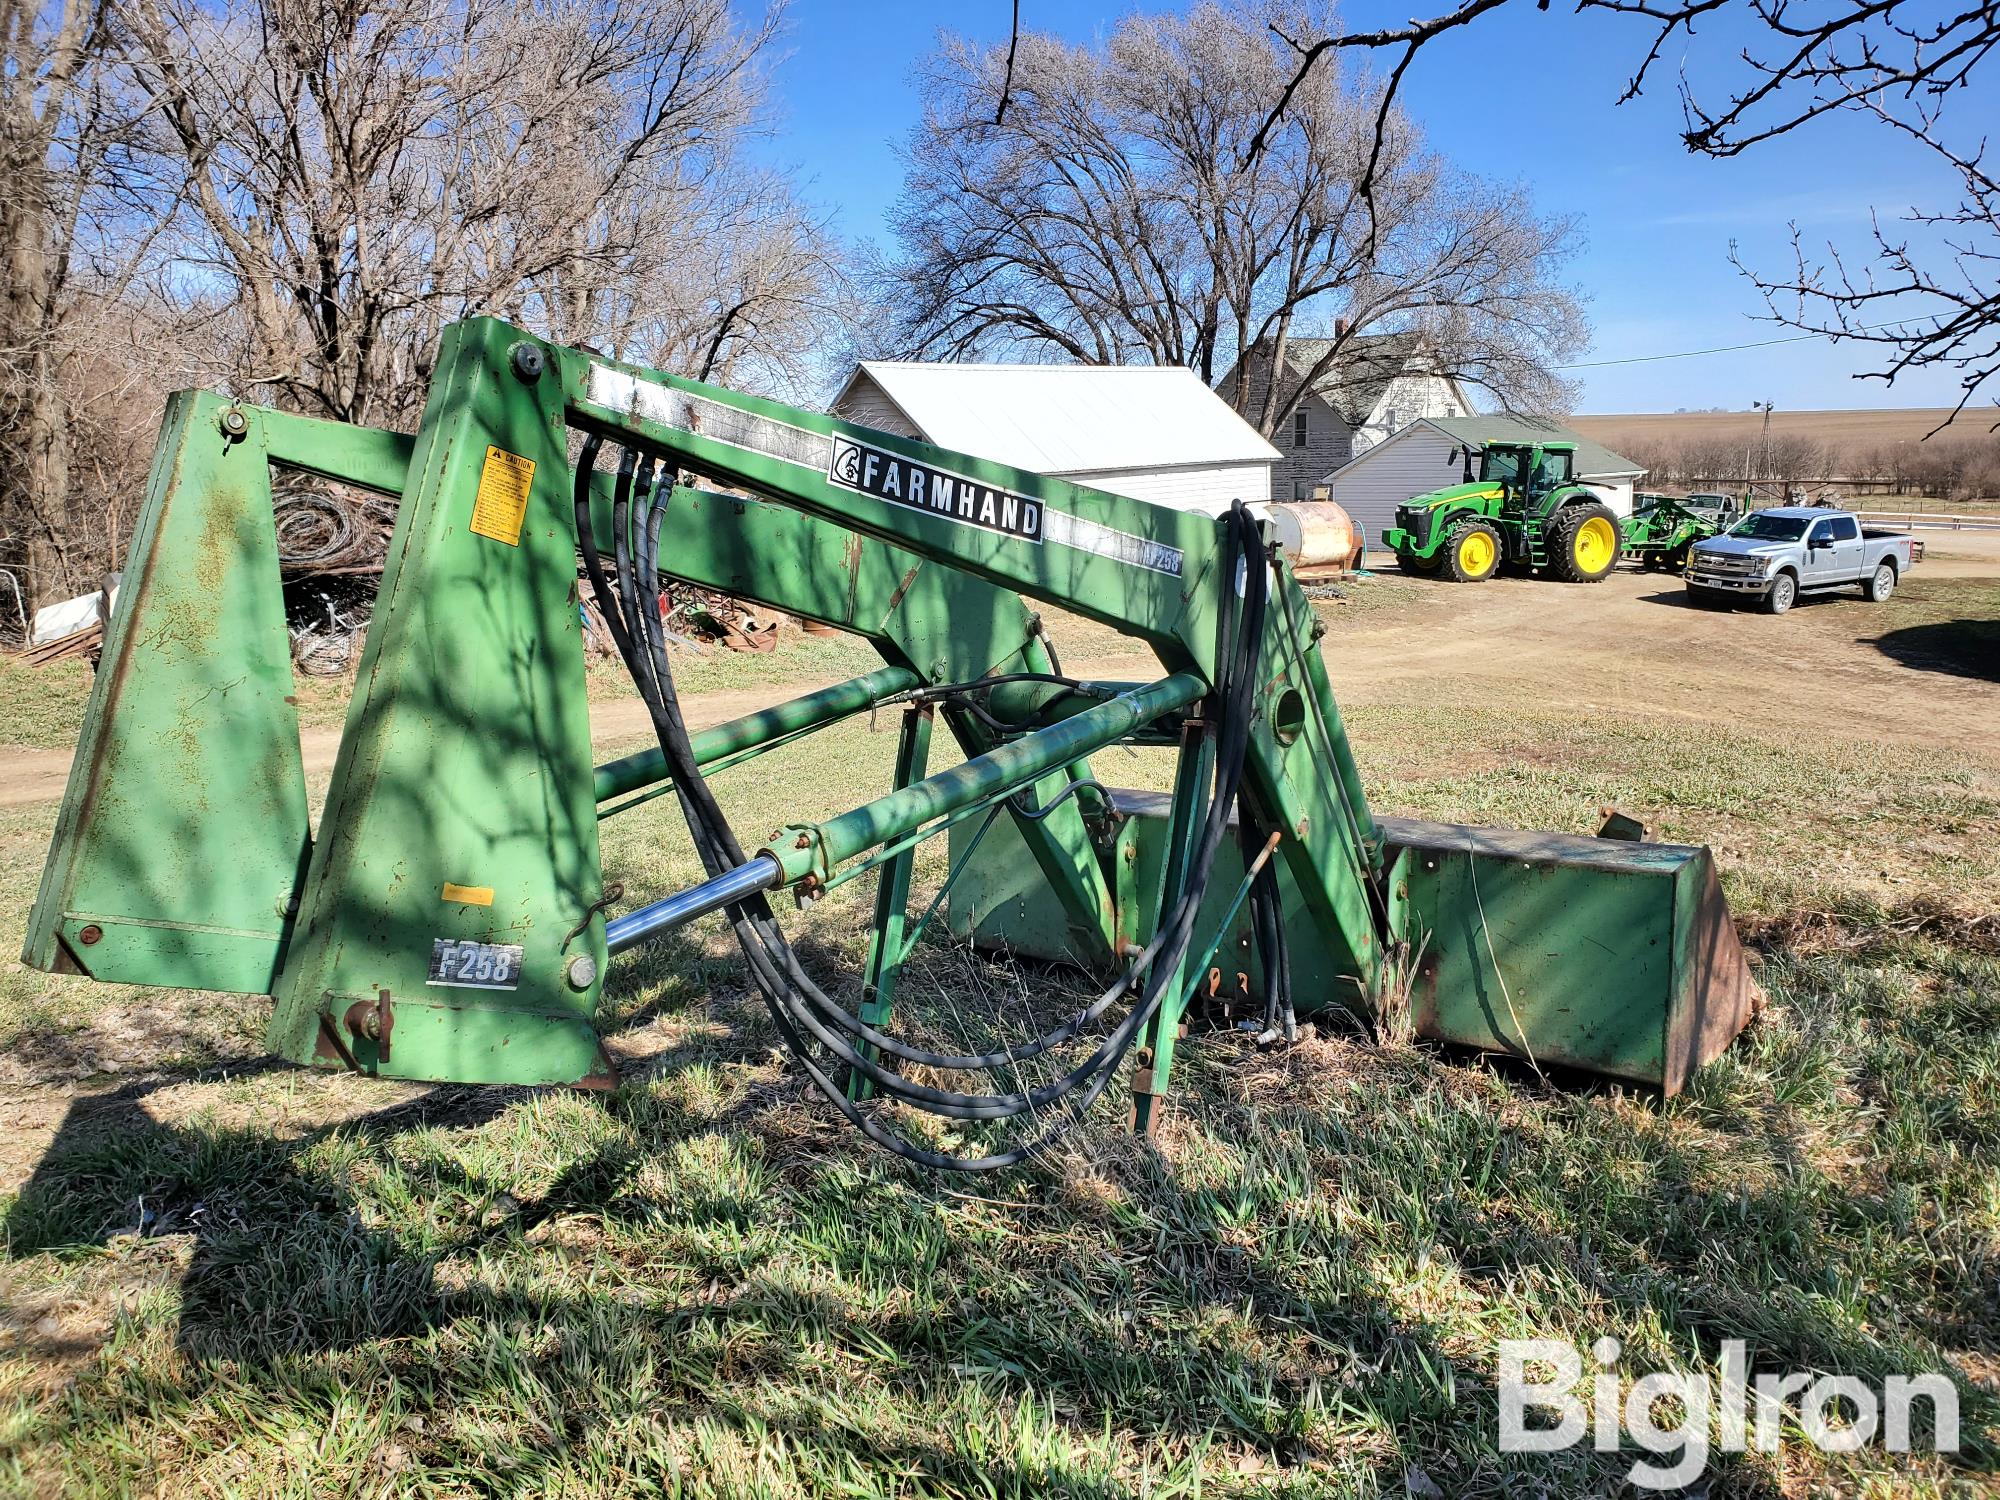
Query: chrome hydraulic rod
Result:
<box><xmin>604</xmin><ymin>854</ymin><xmax>783</xmax><ymax>955</ymax></box>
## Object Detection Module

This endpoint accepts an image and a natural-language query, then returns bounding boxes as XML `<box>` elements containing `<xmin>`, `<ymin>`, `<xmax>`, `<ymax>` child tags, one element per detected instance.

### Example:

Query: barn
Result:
<box><xmin>831</xmin><ymin>362</ymin><xmax>1281</xmax><ymax>513</ymax></box>
<box><xmin>1325</xmin><ymin>414</ymin><xmax>1648</xmax><ymax>556</ymax></box>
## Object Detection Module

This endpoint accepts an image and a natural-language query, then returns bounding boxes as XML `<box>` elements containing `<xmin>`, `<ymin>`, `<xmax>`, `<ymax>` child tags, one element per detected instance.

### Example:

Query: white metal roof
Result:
<box><xmin>842</xmin><ymin>361</ymin><xmax>1283</xmax><ymax>476</ymax></box>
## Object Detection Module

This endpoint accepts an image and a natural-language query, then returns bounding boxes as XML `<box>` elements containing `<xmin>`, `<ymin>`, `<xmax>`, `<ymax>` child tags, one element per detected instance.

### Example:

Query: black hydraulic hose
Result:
<box><xmin>611</xmin><ymin>446</ymin><xmax>640</xmax><ymax>666</ymax></box>
<box><xmin>1240</xmin><ymin>790</ymin><xmax>1280</xmax><ymax>1035</ymax></box>
<box><xmin>910</xmin><ymin>671</ymin><xmax>1087</xmax><ymax>699</ymax></box>
<box><xmin>1011</xmin><ymin>777</ymin><xmax>1107</xmax><ymax>821</ymax></box>
<box><xmin>757</xmin><ymin>510</ymin><xmax>1262</xmax><ymax>1135</ymax></box>
<box><xmin>573</xmin><ymin>435</ymin><xmax>633</xmax><ymax>663</ymax></box>
<box><xmin>575</xmin><ymin>449</ymin><xmax>1268</xmax><ymax>1165</ymax></box>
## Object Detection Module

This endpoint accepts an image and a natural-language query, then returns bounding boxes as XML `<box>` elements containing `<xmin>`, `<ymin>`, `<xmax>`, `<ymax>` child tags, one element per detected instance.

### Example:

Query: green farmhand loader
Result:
<box><xmin>1383</xmin><ymin>440</ymin><xmax>1624</xmax><ymax>583</ymax></box>
<box><xmin>24</xmin><ymin>319</ymin><xmax>1761</xmax><ymax>1170</ymax></box>
<box><xmin>1620</xmin><ymin>491</ymin><xmax>1742</xmax><ymax>573</ymax></box>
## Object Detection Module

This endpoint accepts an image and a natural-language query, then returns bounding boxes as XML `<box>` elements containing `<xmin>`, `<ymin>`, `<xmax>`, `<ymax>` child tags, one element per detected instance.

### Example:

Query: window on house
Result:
<box><xmin>1384</xmin><ymin>407</ymin><xmax>1404</xmax><ymax>431</ymax></box>
<box><xmin>1293</xmin><ymin>409</ymin><xmax>1309</xmax><ymax>448</ymax></box>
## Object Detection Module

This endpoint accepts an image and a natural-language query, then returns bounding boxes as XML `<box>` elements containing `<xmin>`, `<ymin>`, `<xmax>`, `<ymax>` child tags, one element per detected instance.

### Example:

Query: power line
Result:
<box><xmin>1558</xmin><ymin>320</ymin><xmax>1904</xmax><ymax>370</ymax></box>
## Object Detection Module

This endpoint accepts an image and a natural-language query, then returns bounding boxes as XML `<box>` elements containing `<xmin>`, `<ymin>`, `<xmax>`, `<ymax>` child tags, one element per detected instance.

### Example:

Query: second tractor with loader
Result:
<box><xmin>1620</xmin><ymin>491</ymin><xmax>1741</xmax><ymax>573</ymax></box>
<box><xmin>1383</xmin><ymin>440</ymin><xmax>1624</xmax><ymax>584</ymax></box>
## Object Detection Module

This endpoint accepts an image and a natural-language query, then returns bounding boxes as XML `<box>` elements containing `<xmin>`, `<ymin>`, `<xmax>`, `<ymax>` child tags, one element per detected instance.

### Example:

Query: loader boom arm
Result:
<box><xmin>24</xmin><ymin>315</ymin><xmax>1758</xmax><ymax>1145</ymax></box>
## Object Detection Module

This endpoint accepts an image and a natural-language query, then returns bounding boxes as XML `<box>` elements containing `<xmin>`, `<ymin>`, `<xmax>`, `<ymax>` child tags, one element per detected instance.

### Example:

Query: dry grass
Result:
<box><xmin>1572</xmin><ymin>408</ymin><xmax>1986</xmax><ymax>451</ymax></box>
<box><xmin>1</xmin><ymin>591</ymin><xmax>1997</xmax><ymax>1497</ymax></box>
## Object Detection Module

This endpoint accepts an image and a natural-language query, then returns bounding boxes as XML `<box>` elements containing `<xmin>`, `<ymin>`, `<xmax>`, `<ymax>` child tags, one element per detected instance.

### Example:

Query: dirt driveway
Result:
<box><xmin>1</xmin><ymin>528</ymin><xmax>1993</xmax><ymax>810</ymax></box>
<box><xmin>1319</xmin><ymin>527</ymin><xmax>2000</xmax><ymax>757</ymax></box>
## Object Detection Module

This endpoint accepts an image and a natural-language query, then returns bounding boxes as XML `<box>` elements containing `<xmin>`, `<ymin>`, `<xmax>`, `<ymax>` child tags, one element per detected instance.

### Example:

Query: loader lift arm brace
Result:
<box><xmin>26</xmin><ymin>318</ymin><xmax>1758</xmax><ymax>1167</ymax></box>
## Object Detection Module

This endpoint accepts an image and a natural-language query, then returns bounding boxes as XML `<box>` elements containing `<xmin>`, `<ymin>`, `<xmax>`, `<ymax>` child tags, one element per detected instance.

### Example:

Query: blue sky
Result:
<box><xmin>749</xmin><ymin>0</ymin><xmax>1978</xmax><ymax>414</ymax></box>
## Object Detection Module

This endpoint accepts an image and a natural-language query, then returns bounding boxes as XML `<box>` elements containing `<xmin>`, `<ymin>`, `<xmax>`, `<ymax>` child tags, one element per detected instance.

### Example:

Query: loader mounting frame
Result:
<box><xmin>24</xmin><ymin>318</ymin><xmax>1760</xmax><ymax>1143</ymax></box>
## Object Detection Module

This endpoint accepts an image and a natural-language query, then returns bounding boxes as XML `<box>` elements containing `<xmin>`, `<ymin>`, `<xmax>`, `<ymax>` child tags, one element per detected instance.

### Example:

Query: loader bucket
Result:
<box><xmin>948</xmin><ymin>793</ymin><xmax>1760</xmax><ymax>1094</ymax></box>
<box><xmin>1378</xmin><ymin>816</ymin><xmax>1761</xmax><ymax>1092</ymax></box>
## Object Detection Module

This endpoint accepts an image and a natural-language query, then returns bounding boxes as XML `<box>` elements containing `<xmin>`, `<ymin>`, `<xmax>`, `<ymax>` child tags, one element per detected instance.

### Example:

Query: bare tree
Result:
<box><xmin>880</xmin><ymin>3</ymin><xmax>1583</xmax><ymax>438</ymax></box>
<box><xmin>1256</xmin><ymin>0</ymin><xmax>2000</xmax><ymax>427</ymax></box>
<box><xmin>122</xmin><ymin>0</ymin><xmax>838</xmax><ymax>429</ymax></box>
<box><xmin>561</xmin><ymin>168</ymin><xmax>847</xmax><ymax>399</ymax></box>
<box><xmin>0</xmin><ymin>0</ymin><xmax>173</xmax><ymax>610</ymax></box>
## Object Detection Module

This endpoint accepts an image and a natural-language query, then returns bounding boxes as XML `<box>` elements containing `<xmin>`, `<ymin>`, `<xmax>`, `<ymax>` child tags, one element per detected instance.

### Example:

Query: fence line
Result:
<box><xmin>1855</xmin><ymin>510</ymin><xmax>2000</xmax><ymax>532</ymax></box>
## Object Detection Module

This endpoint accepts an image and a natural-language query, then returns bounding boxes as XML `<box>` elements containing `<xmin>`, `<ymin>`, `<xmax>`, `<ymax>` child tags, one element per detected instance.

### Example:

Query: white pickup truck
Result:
<box><xmin>1685</xmin><ymin>506</ymin><xmax>1924</xmax><ymax>614</ymax></box>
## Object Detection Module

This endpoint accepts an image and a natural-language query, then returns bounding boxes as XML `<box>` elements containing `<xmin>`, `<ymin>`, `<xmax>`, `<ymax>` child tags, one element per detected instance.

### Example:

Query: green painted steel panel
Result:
<box><xmin>23</xmin><ymin>392</ymin><xmax>314</xmax><ymax>994</ymax></box>
<box><xmin>1394</xmin><ymin>821</ymin><xmax>1677</xmax><ymax>1080</ymax></box>
<box><xmin>266</xmin><ymin>320</ymin><xmax>611</xmax><ymax>1087</ymax></box>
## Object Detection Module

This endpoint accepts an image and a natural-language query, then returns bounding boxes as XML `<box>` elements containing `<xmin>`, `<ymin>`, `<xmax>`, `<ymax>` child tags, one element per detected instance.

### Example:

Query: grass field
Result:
<box><xmin>0</xmin><ymin>632</ymin><xmax>886</xmax><ymax>754</ymax></box>
<box><xmin>0</xmin><ymin>585</ymin><xmax>1434</xmax><ymax>756</ymax></box>
<box><xmin>1</xmin><ymin>582</ymin><xmax>1997</xmax><ymax>1496</ymax></box>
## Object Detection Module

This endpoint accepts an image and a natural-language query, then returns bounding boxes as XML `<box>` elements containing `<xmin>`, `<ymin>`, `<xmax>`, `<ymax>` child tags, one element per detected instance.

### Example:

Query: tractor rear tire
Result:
<box><xmin>1442</xmin><ymin>519</ymin><xmax>1503</xmax><ymax>582</ymax></box>
<box><xmin>1546</xmin><ymin>501</ymin><xmax>1622</xmax><ymax>583</ymax></box>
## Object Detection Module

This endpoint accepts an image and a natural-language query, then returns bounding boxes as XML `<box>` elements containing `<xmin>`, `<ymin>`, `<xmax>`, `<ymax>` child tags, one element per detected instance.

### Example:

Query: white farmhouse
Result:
<box><xmin>1325</xmin><ymin>414</ymin><xmax>1649</xmax><ymax>556</ymax></box>
<box><xmin>1211</xmin><ymin>331</ymin><xmax>1475</xmax><ymax>500</ymax></box>
<box><xmin>831</xmin><ymin>361</ymin><xmax>1280</xmax><ymax>513</ymax></box>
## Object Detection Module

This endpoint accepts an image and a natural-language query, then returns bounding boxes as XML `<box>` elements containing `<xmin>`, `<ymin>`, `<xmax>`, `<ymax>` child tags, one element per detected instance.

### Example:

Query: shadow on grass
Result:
<box><xmin>1868</xmin><ymin>618</ymin><xmax>2000</xmax><ymax>682</ymax></box>
<box><xmin>3</xmin><ymin>985</ymin><xmax>1995</xmax><ymax>1495</ymax></box>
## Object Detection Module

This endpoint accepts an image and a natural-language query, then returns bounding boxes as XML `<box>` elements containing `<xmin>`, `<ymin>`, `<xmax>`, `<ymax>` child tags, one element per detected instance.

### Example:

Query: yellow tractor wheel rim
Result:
<box><xmin>1458</xmin><ymin>530</ymin><xmax>1496</xmax><ymax>576</ymax></box>
<box><xmin>1574</xmin><ymin>516</ymin><xmax>1617</xmax><ymax>572</ymax></box>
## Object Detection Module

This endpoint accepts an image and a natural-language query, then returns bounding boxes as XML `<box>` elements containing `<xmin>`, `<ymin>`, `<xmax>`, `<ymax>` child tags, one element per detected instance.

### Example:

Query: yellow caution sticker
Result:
<box><xmin>441</xmin><ymin>882</ymin><xmax>495</xmax><ymax>907</ymax></box>
<box><xmin>470</xmin><ymin>446</ymin><xmax>535</xmax><ymax>545</ymax></box>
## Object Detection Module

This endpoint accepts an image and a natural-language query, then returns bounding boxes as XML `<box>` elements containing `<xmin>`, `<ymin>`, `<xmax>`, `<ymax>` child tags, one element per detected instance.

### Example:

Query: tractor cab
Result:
<box><xmin>1476</xmin><ymin>442</ymin><xmax>1576</xmax><ymax>515</ymax></box>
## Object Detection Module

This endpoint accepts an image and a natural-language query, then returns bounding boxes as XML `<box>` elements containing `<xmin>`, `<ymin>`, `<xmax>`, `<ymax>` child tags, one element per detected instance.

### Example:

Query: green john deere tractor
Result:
<box><xmin>1383</xmin><ymin>439</ymin><xmax>1623</xmax><ymax>583</ymax></box>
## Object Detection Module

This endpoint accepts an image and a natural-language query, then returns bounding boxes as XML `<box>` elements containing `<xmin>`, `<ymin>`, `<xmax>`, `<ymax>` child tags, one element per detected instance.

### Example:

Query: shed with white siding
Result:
<box><xmin>831</xmin><ymin>362</ymin><xmax>1280</xmax><ymax>513</ymax></box>
<box><xmin>1325</xmin><ymin>414</ymin><xmax>1648</xmax><ymax>555</ymax></box>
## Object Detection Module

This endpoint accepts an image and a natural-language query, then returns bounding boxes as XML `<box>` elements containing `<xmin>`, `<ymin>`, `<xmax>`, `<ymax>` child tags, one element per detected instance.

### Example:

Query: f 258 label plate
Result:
<box><xmin>428</xmin><ymin>938</ymin><xmax>524</xmax><ymax>990</ymax></box>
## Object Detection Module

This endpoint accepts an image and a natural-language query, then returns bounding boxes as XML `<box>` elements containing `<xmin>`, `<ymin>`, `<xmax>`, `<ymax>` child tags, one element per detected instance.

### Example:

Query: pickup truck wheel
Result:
<box><xmin>1865</xmin><ymin>561</ymin><xmax>1897</xmax><ymax>602</ymax></box>
<box><xmin>1686</xmin><ymin>584</ymin><xmax>1734</xmax><ymax>609</ymax></box>
<box><xmin>1761</xmin><ymin>571</ymin><xmax>1797</xmax><ymax>615</ymax></box>
<box><xmin>1546</xmin><ymin>501</ymin><xmax>1622</xmax><ymax>582</ymax></box>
